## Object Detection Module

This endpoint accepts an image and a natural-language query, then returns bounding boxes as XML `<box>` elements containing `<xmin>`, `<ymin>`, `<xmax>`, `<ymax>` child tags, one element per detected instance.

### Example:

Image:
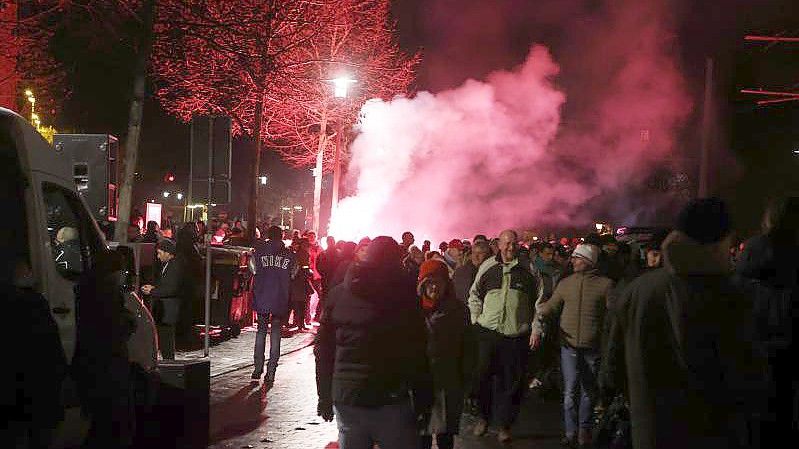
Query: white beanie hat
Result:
<box><xmin>572</xmin><ymin>244</ymin><xmax>599</xmax><ymax>266</ymax></box>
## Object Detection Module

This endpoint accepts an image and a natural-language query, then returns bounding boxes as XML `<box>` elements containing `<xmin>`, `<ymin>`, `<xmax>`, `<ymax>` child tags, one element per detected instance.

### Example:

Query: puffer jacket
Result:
<box><xmin>468</xmin><ymin>255</ymin><xmax>541</xmax><ymax>337</ymax></box>
<box><xmin>314</xmin><ymin>261</ymin><xmax>432</xmax><ymax>408</ymax></box>
<box><xmin>538</xmin><ymin>269</ymin><xmax>613</xmax><ymax>349</ymax></box>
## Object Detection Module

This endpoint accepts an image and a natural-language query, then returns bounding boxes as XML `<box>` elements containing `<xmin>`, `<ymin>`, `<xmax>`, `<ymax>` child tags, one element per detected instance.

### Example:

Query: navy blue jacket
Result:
<box><xmin>252</xmin><ymin>239</ymin><xmax>295</xmax><ymax>318</ymax></box>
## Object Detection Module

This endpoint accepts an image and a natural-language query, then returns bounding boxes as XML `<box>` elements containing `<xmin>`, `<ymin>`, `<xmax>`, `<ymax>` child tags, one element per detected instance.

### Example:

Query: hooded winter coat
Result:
<box><xmin>315</xmin><ymin>238</ymin><xmax>432</xmax><ymax>410</ymax></box>
<box><xmin>602</xmin><ymin>231</ymin><xmax>765</xmax><ymax>449</ymax></box>
<box><xmin>735</xmin><ymin>233</ymin><xmax>798</xmax><ymax>436</ymax></box>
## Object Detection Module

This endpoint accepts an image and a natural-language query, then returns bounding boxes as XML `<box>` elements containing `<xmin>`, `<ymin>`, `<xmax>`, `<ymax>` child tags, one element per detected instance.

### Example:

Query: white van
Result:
<box><xmin>1</xmin><ymin>107</ymin><xmax>157</xmax><ymax>447</ymax></box>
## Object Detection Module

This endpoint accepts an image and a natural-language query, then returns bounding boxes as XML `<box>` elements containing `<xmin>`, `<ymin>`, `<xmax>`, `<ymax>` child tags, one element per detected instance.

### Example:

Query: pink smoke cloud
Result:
<box><xmin>330</xmin><ymin>0</ymin><xmax>692</xmax><ymax>242</ymax></box>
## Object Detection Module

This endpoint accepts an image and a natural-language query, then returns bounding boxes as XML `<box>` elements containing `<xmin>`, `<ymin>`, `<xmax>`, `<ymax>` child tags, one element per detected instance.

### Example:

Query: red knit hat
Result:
<box><xmin>418</xmin><ymin>259</ymin><xmax>449</xmax><ymax>283</ymax></box>
<box><xmin>448</xmin><ymin>239</ymin><xmax>464</xmax><ymax>250</ymax></box>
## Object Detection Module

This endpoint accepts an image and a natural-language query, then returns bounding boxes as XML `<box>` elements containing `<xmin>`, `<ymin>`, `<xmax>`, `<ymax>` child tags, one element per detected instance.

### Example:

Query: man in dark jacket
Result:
<box><xmin>602</xmin><ymin>198</ymin><xmax>764</xmax><ymax>449</ymax></box>
<box><xmin>735</xmin><ymin>196</ymin><xmax>799</xmax><ymax>443</ymax></box>
<box><xmin>453</xmin><ymin>240</ymin><xmax>491</xmax><ymax>305</ymax></box>
<box><xmin>315</xmin><ymin>236</ymin><xmax>432</xmax><ymax>449</ymax></box>
<box><xmin>249</xmin><ymin>226</ymin><xmax>295</xmax><ymax>383</ymax></box>
<box><xmin>142</xmin><ymin>239</ymin><xmax>183</xmax><ymax>360</ymax></box>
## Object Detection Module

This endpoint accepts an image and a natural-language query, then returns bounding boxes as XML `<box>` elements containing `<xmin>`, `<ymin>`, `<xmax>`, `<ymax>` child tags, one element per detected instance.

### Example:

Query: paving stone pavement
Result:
<box><xmin>175</xmin><ymin>326</ymin><xmax>316</xmax><ymax>378</ymax></box>
<box><xmin>208</xmin><ymin>345</ymin><xmax>566</xmax><ymax>449</ymax></box>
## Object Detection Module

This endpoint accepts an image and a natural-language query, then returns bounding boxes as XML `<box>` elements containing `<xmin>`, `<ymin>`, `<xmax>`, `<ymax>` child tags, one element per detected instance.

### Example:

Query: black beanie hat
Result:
<box><xmin>676</xmin><ymin>197</ymin><xmax>731</xmax><ymax>244</ymax></box>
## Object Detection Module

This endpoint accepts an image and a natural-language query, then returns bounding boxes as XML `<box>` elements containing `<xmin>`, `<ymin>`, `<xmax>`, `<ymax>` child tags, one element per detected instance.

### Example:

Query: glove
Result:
<box><xmin>317</xmin><ymin>400</ymin><xmax>334</xmax><ymax>422</ymax></box>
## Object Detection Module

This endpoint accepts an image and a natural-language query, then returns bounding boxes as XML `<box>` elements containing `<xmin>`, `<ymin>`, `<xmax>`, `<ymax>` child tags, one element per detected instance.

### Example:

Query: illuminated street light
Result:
<box><xmin>24</xmin><ymin>89</ymin><xmax>33</xmax><ymax>97</ymax></box>
<box><xmin>332</xmin><ymin>75</ymin><xmax>356</xmax><ymax>98</ymax></box>
<box><xmin>793</xmin><ymin>149</ymin><xmax>799</xmax><ymax>155</ymax></box>
<box><xmin>259</xmin><ymin>175</ymin><xmax>268</xmax><ymax>185</ymax></box>
<box><xmin>293</xmin><ymin>206</ymin><xmax>303</xmax><ymax>211</ymax></box>
<box><xmin>176</xmin><ymin>193</ymin><xmax>184</xmax><ymax>200</ymax></box>
<box><xmin>163</xmin><ymin>191</ymin><xmax>170</xmax><ymax>198</ymax></box>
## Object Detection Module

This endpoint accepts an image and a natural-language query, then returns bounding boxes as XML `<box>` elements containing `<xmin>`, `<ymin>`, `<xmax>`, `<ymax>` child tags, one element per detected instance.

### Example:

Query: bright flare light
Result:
<box><xmin>332</xmin><ymin>76</ymin><xmax>356</xmax><ymax>98</ymax></box>
<box><xmin>163</xmin><ymin>191</ymin><xmax>170</xmax><ymax>198</ymax></box>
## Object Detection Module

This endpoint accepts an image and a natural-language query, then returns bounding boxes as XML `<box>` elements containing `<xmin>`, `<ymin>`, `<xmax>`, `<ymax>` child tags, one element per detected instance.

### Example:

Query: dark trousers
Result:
<box><xmin>157</xmin><ymin>324</ymin><xmax>175</xmax><ymax>360</ymax></box>
<box><xmin>420</xmin><ymin>434</ymin><xmax>454</xmax><ymax>449</ymax></box>
<box><xmin>473</xmin><ymin>326</ymin><xmax>529</xmax><ymax>427</ymax></box>
<box><xmin>291</xmin><ymin>299</ymin><xmax>307</xmax><ymax>327</ymax></box>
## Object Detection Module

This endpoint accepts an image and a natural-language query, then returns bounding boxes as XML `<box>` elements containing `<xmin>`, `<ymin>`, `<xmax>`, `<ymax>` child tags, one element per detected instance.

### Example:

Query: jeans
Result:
<box><xmin>253</xmin><ymin>314</ymin><xmax>282</xmax><ymax>376</ymax></box>
<box><xmin>560</xmin><ymin>345</ymin><xmax>600</xmax><ymax>438</ymax></box>
<box><xmin>334</xmin><ymin>399</ymin><xmax>421</xmax><ymax>449</ymax></box>
<box><xmin>473</xmin><ymin>326</ymin><xmax>529</xmax><ymax>427</ymax></box>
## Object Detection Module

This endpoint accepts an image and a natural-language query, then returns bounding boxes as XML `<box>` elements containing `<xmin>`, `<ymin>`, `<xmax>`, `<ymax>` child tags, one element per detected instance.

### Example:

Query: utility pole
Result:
<box><xmin>698</xmin><ymin>58</ymin><xmax>714</xmax><ymax>198</ymax></box>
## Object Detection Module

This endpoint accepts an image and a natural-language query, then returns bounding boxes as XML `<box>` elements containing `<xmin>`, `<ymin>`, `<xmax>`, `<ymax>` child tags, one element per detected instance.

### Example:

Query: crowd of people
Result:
<box><xmin>127</xmin><ymin>197</ymin><xmax>797</xmax><ymax>449</ymax></box>
<box><xmin>255</xmin><ymin>196</ymin><xmax>794</xmax><ymax>449</ymax></box>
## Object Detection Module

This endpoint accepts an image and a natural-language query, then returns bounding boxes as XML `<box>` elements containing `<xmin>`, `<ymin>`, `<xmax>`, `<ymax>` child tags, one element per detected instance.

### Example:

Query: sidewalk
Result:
<box><xmin>176</xmin><ymin>326</ymin><xmax>316</xmax><ymax>378</ymax></box>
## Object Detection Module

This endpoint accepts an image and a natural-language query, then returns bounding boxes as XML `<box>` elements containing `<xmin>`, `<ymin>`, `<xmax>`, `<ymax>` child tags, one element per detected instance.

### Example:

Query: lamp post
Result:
<box><xmin>312</xmin><ymin>75</ymin><xmax>355</xmax><ymax>235</ymax></box>
<box><xmin>330</xmin><ymin>76</ymin><xmax>355</xmax><ymax>218</ymax></box>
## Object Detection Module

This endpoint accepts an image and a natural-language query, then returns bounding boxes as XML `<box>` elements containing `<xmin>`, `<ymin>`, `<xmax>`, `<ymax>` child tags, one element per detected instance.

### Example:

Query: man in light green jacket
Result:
<box><xmin>468</xmin><ymin>229</ymin><xmax>542</xmax><ymax>444</ymax></box>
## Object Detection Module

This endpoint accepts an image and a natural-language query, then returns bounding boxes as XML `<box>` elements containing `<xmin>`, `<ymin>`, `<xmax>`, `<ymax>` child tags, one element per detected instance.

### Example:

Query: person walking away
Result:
<box><xmin>534</xmin><ymin>243</ymin><xmax>613</xmax><ymax>447</ymax></box>
<box><xmin>601</xmin><ymin>198</ymin><xmax>765</xmax><ymax>449</ymax></box>
<box><xmin>290</xmin><ymin>238</ymin><xmax>313</xmax><ymax>330</ymax></box>
<box><xmin>249</xmin><ymin>226</ymin><xmax>295</xmax><ymax>384</ymax></box>
<box><xmin>175</xmin><ymin>223</ymin><xmax>203</xmax><ymax>349</ymax></box>
<box><xmin>137</xmin><ymin>220</ymin><xmax>160</xmax><ymax>243</ymax></box>
<box><xmin>315</xmin><ymin>236</ymin><xmax>432</xmax><ymax>449</ymax></box>
<box><xmin>735</xmin><ymin>196</ymin><xmax>799</xmax><ymax>444</ymax></box>
<box><xmin>141</xmin><ymin>239</ymin><xmax>184</xmax><ymax>360</ymax></box>
<box><xmin>316</xmin><ymin>236</ymin><xmax>340</xmax><ymax>321</ymax></box>
<box><xmin>468</xmin><ymin>230</ymin><xmax>541</xmax><ymax>443</ymax></box>
<box><xmin>304</xmin><ymin>231</ymin><xmax>324</xmax><ymax>325</ymax></box>
<box><xmin>417</xmin><ymin>260</ymin><xmax>468</xmax><ymax>449</ymax></box>
<box><xmin>331</xmin><ymin>241</ymin><xmax>358</xmax><ymax>288</ymax></box>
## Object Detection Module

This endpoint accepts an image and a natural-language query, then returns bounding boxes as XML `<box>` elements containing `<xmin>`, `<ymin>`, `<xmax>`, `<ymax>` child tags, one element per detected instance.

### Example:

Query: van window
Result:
<box><xmin>42</xmin><ymin>183</ymin><xmax>96</xmax><ymax>279</ymax></box>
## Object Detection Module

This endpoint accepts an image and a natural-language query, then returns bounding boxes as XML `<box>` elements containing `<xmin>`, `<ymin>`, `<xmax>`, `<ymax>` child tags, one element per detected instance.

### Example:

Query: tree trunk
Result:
<box><xmin>113</xmin><ymin>0</ymin><xmax>156</xmax><ymax>243</ymax></box>
<box><xmin>313</xmin><ymin>109</ymin><xmax>328</xmax><ymax>234</ymax></box>
<box><xmin>247</xmin><ymin>93</ymin><xmax>264</xmax><ymax>240</ymax></box>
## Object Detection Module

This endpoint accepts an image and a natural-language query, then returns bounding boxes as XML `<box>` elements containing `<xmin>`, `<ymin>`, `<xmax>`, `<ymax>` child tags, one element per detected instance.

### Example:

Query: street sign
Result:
<box><xmin>190</xmin><ymin>116</ymin><xmax>232</xmax><ymax>205</ymax></box>
<box><xmin>190</xmin><ymin>179</ymin><xmax>231</xmax><ymax>204</ymax></box>
<box><xmin>190</xmin><ymin>115</ymin><xmax>231</xmax><ymax>180</ymax></box>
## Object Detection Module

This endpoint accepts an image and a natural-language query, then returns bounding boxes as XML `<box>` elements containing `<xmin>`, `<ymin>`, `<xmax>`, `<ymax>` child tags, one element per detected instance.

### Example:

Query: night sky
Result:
<box><xmin>50</xmin><ymin>0</ymin><xmax>798</xmax><ymax>236</ymax></box>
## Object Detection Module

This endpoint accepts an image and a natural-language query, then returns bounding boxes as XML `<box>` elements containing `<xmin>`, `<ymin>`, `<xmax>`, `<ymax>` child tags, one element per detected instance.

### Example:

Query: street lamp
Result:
<box><xmin>332</xmin><ymin>75</ymin><xmax>356</xmax><ymax>98</ymax></box>
<box><xmin>163</xmin><ymin>191</ymin><xmax>170</xmax><ymax>198</ymax></box>
<box><xmin>176</xmin><ymin>192</ymin><xmax>184</xmax><ymax>200</ymax></box>
<box><xmin>259</xmin><ymin>175</ymin><xmax>268</xmax><ymax>185</ymax></box>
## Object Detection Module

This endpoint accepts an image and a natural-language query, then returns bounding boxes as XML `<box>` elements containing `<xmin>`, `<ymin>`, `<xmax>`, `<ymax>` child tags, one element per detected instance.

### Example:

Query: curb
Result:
<box><xmin>209</xmin><ymin>334</ymin><xmax>315</xmax><ymax>379</ymax></box>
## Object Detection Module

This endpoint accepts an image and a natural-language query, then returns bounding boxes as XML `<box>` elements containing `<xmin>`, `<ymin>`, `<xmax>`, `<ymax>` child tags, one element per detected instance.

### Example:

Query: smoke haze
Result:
<box><xmin>329</xmin><ymin>0</ymin><xmax>693</xmax><ymax>242</ymax></box>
